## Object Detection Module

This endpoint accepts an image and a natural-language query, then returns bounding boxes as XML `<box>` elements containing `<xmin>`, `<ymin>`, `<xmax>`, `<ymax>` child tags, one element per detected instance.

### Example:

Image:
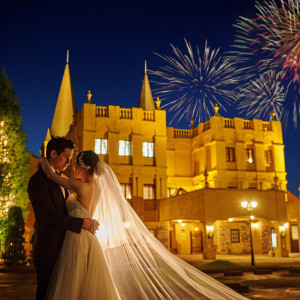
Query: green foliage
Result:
<box><xmin>2</xmin><ymin>206</ymin><xmax>26</xmax><ymax>266</ymax></box>
<box><xmin>0</xmin><ymin>67</ymin><xmax>29</xmax><ymax>227</ymax></box>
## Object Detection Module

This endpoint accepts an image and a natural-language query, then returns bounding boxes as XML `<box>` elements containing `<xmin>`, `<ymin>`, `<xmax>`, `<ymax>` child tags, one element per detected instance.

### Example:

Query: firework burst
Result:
<box><xmin>229</xmin><ymin>0</ymin><xmax>300</xmax><ymax>128</ymax></box>
<box><xmin>238</xmin><ymin>70</ymin><xmax>289</xmax><ymax>128</ymax></box>
<box><xmin>150</xmin><ymin>39</ymin><xmax>238</xmax><ymax>124</ymax></box>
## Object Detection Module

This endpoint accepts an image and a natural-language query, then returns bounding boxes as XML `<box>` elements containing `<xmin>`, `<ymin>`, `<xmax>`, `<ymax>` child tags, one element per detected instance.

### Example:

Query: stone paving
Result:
<box><xmin>211</xmin><ymin>271</ymin><xmax>300</xmax><ymax>300</ymax></box>
<box><xmin>1</xmin><ymin>254</ymin><xmax>300</xmax><ymax>299</ymax></box>
<box><xmin>0</xmin><ymin>270</ymin><xmax>35</xmax><ymax>300</ymax></box>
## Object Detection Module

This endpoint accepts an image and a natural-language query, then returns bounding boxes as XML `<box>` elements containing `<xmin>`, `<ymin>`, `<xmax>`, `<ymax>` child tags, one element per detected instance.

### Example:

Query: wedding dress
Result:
<box><xmin>46</xmin><ymin>196</ymin><xmax>121</xmax><ymax>300</ymax></box>
<box><xmin>47</xmin><ymin>162</ymin><xmax>248</xmax><ymax>299</ymax></box>
<box><xmin>92</xmin><ymin>163</ymin><xmax>248</xmax><ymax>300</ymax></box>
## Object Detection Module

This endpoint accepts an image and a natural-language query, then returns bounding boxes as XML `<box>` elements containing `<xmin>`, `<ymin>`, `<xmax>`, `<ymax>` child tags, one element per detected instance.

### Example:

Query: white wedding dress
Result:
<box><xmin>46</xmin><ymin>196</ymin><xmax>121</xmax><ymax>300</ymax></box>
<box><xmin>47</xmin><ymin>162</ymin><xmax>248</xmax><ymax>300</ymax></box>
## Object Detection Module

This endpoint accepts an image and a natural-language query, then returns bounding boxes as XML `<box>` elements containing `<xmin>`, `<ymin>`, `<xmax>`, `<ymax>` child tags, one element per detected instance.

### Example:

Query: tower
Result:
<box><xmin>50</xmin><ymin>50</ymin><xmax>77</xmax><ymax>137</ymax></box>
<box><xmin>138</xmin><ymin>61</ymin><xmax>155</xmax><ymax>111</ymax></box>
<box><xmin>41</xmin><ymin>51</ymin><xmax>77</xmax><ymax>156</ymax></box>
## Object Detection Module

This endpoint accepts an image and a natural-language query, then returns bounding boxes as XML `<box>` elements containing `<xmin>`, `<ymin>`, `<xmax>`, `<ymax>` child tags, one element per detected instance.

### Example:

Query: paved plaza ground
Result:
<box><xmin>0</xmin><ymin>254</ymin><xmax>300</xmax><ymax>299</ymax></box>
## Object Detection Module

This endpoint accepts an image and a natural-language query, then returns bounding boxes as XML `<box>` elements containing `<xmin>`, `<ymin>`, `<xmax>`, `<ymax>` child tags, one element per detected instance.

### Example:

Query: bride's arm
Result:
<box><xmin>40</xmin><ymin>158</ymin><xmax>83</xmax><ymax>194</ymax></box>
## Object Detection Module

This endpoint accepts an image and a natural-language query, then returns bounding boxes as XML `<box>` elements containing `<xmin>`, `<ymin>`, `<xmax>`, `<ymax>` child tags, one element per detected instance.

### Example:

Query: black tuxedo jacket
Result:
<box><xmin>27</xmin><ymin>168</ymin><xmax>83</xmax><ymax>300</ymax></box>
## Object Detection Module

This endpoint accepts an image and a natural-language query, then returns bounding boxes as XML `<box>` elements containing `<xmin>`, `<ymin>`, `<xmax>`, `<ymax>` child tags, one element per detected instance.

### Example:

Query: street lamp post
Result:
<box><xmin>241</xmin><ymin>201</ymin><xmax>257</xmax><ymax>266</ymax></box>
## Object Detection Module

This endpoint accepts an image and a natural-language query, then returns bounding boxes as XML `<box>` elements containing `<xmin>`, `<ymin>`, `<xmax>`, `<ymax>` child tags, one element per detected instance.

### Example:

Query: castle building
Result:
<box><xmin>41</xmin><ymin>55</ymin><xmax>300</xmax><ymax>259</ymax></box>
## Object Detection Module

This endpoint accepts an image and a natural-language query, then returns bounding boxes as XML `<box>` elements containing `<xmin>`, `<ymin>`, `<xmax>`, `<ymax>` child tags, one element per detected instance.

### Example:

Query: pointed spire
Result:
<box><xmin>50</xmin><ymin>56</ymin><xmax>77</xmax><ymax>137</ymax></box>
<box><xmin>45</xmin><ymin>128</ymin><xmax>51</xmax><ymax>141</ymax></box>
<box><xmin>138</xmin><ymin>61</ymin><xmax>155</xmax><ymax>111</ymax></box>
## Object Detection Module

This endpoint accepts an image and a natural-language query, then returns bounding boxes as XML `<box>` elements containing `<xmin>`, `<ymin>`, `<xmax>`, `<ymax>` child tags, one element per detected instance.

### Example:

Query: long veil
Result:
<box><xmin>92</xmin><ymin>162</ymin><xmax>248</xmax><ymax>300</ymax></box>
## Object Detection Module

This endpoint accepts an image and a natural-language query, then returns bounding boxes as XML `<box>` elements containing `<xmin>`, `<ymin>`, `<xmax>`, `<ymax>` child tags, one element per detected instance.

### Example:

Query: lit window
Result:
<box><xmin>271</xmin><ymin>228</ymin><xmax>277</xmax><ymax>249</ymax></box>
<box><xmin>226</xmin><ymin>147</ymin><xmax>235</xmax><ymax>162</ymax></box>
<box><xmin>265</xmin><ymin>150</ymin><xmax>273</xmax><ymax>165</ymax></box>
<box><xmin>95</xmin><ymin>139</ymin><xmax>108</xmax><ymax>155</ymax></box>
<box><xmin>143</xmin><ymin>142</ymin><xmax>155</xmax><ymax>157</ymax></box>
<box><xmin>230</xmin><ymin>229</ymin><xmax>240</xmax><ymax>243</ymax></box>
<box><xmin>120</xmin><ymin>183</ymin><xmax>132</xmax><ymax>199</ymax></box>
<box><xmin>167</xmin><ymin>187</ymin><xmax>176</xmax><ymax>198</ymax></box>
<box><xmin>245</xmin><ymin>148</ymin><xmax>254</xmax><ymax>163</ymax></box>
<box><xmin>143</xmin><ymin>184</ymin><xmax>155</xmax><ymax>200</ymax></box>
<box><xmin>119</xmin><ymin>140</ymin><xmax>131</xmax><ymax>156</ymax></box>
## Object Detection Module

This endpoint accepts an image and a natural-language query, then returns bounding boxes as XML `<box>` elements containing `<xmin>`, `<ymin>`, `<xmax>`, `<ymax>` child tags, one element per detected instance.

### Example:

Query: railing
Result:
<box><xmin>144</xmin><ymin>111</ymin><xmax>154</xmax><ymax>121</ymax></box>
<box><xmin>203</xmin><ymin>121</ymin><xmax>210</xmax><ymax>131</ymax></box>
<box><xmin>174</xmin><ymin>129</ymin><xmax>191</xmax><ymax>138</ymax></box>
<box><xmin>262</xmin><ymin>122</ymin><xmax>272</xmax><ymax>131</ymax></box>
<box><xmin>192</xmin><ymin>127</ymin><xmax>198</xmax><ymax>137</ymax></box>
<box><xmin>244</xmin><ymin>121</ymin><xmax>254</xmax><ymax>130</ymax></box>
<box><xmin>120</xmin><ymin>108</ymin><xmax>132</xmax><ymax>119</ymax></box>
<box><xmin>1</xmin><ymin>241</ymin><xmax>30</xmax><ymax>266</ymax></box>
<box><xmin>96</xmin><ymin>106</ymin><xmax>108</xmax><ymax>117</ymax></box>
<box><xmin>224</xmin><ymin>118</ymin><xmax>235</xmax><ymax>128</ymax></box>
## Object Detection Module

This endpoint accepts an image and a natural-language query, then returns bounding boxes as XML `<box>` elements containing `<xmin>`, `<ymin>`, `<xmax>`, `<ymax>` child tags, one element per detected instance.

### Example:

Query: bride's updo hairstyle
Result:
<box><xmin>76</xmin><ymin>150</ymin><xmax>99</xmax><ymax>175</ymax></box>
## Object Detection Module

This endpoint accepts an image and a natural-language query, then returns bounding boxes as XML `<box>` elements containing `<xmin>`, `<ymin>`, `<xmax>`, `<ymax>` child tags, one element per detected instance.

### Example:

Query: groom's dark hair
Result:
<box><xmin>46</xmin><ymin>137</ymin><xmax>76</xmax><ymax>159</ymax></box>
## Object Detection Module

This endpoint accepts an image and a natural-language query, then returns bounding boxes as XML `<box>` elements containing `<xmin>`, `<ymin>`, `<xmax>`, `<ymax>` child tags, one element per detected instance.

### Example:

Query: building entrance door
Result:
<box><xmin>191</xmin><ymin>230</ymin><xmax>203</xmax><ymax>254</ymax></box>
<box><xmin>290</xmin><ymin>224</ymin><xmax>299</xmax><ymax>253</ymax></box>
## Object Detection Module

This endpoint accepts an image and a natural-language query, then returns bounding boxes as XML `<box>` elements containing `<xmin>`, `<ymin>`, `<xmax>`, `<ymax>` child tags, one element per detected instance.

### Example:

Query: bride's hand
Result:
<box><xmin>41</xmin><ymin>157</ymin><xmax>54</xmax><ymax>178</ymax></box>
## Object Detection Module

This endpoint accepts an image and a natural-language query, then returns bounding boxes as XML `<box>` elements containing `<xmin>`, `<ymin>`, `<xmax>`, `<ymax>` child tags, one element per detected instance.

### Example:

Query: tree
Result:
<box><xmin>3</xmin><ymin>206</ymin><xmax>26</xmax><ymax>265</ymax></box>
<box><xmin>0</xmin><ymin>67</ymin><xmax>29</xmax><ymax>252</ymax></box>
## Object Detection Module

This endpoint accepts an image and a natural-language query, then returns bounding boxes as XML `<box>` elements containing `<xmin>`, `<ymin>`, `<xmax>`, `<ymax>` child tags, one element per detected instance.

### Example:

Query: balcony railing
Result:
<box><xmin>174</xmin><ymin>129</ymin><xmax>191</xmax><ymax>138</ymax></box>
<box><xmin>203</xmin><ymin>121</ymin><xmax>210</xmax><ymax>131</ymax></box>
<box><xmin>192</xmin><ymin>127</ymin><xmax>198</xmax><ymax>137</ymax></box>
<box><xmin>96</xmin><ymin>106</ymin><xmax>108</xmax><ymax>117</ymax></box>
<box><xmin>120</xmin><ymin>108</ymin><xmax>132</xmax><ymax>119</ymax></box>
<box><xmin>244</xmin><ymin>121</ymin><xmax>254</xmax><ymax>130</ymax></box>
<box><xmin>262</xmin><ymin>122</ymin><xmax>272</xmax><ymax>131</ymax></box>
<box><xmin>224</xmin><ymin>118</ymin><xmax>235</xmax><ymax>128</ymax></box>
<box><xmin>144</xmin><ymin>111</ymin><xmax>154</xmax><ymax>121</ymax></box>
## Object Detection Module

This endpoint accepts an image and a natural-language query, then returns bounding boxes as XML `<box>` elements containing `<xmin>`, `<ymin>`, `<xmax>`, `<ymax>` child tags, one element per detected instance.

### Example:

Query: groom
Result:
<box><xmin>28</xmin><ymin>137</ymin><xmax>97</xmax><ymax>300</ymax></box>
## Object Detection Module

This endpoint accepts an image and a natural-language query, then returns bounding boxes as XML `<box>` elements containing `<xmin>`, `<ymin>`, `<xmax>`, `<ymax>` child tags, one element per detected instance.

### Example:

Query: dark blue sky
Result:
<box><xmin>1</xmin><ymin>0</ymin><xmax>299</xmax><ymax>195</ymax></box>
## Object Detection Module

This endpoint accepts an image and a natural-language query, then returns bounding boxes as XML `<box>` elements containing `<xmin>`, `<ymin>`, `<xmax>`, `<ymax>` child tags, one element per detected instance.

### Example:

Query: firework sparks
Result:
<box><xmin>229</xmin><ymin>0</ymin><xmax>300</xmax><ymax>128</ymax></box>
<box><xmin>150</xmin><ymin>39</ymin><xmax>238</xmax><ymax>124</ymax></box>
<box><xmin>238</xmin><ymin>70</ymin><xmax>289</xmax><ymax>128</ymax></box>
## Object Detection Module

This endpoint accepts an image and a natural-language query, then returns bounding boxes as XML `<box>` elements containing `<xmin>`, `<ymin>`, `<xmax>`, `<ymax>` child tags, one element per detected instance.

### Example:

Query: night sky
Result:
<box><xmin>1</xmin><ymin>0</ymin><xmax>299</xmax><ymax>195</ymax></box>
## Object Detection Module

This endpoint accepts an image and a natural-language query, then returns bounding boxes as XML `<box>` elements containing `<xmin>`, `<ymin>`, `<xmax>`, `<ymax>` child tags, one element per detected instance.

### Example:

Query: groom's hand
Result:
<box><xmin>82</xmin><ymin>218</ymin><xmax>99</xmax><ymax>235</ymax></box>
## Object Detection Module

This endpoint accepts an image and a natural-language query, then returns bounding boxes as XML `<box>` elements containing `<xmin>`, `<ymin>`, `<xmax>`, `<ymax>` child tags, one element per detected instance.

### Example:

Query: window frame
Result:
<box><xmin>143</xmin><ymin>142</ymin><xmax>155</xmax><ymax>158</ymax></box>
<box><xmin>230</xmin><ymin>229</ymin><xmax>240</xmax><ymax>243</ymax></box>
<box><xmin>245</xmin><ymin>148</ymin><xmax>255</xmax><ymax>164</ymax></box>
<box><xmin>226</xmin><ymin>147</ymin><xmax>235</xmax><ymax>162</ymax></box>
<box><xmin>94</xmin><ymin>138</ymin><xmax>108</xmax><ymax>155</ymax></box>
<box><xmin>143</xmin><ymin>184</ymin><xmax>156</xmax><ymax>200</ymax></box>
<box><xmin>119</xmin><ymin>140</ymin><xmax>132</xmax><ymax>156</ymax></box>
<box><xmin>120</xmin><ymin>183</ymin><xmax>132</xmax><ymax>200</ymax></box>
<box><xmin>265</xmin><ymin>150</ymin><xmax>273</xmax><ymax>165</ymax></box>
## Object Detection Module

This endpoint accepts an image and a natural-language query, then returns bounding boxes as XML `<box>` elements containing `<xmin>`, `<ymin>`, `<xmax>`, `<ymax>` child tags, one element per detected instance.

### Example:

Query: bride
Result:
<box><xmin>41</xmin><ymin>150</ymin><xmax>248</xmax><ymax>300</ymax></box>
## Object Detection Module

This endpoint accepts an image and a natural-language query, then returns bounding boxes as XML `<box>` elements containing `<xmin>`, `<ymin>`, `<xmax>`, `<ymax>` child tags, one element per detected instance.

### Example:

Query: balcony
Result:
<box><xmin>244</xmin><ymin>121</ymin><xmax>254</xmax><ymax>130</ymax></box>
<box><xmin>262</xmin><ymin>122</ymin><xmax>272</xmax><ymax>131</ymax></box>
<box><xmin>144</xmin><ymin>111</ymin><xmax>154</xmax><ymax>121</ymax></box>
<box><xmin>174</xmin><ymin>129</ymin><xmax>191</xmax><ymax>138</ymax></box>
<box><xmin>96</xmin><ymin>106</ymin><xmax>108</xmax><ymax>117</ymax></box>
<box><xmin>120</xmin><ymin>108</ymin><xmax>132</xmax><ymax>119</ymax></box>
<box><xmin>203</xmin><ymin>121</ymin><xmax>211</xmax><ymax>131</ymax></box>
<box><xmin>224</xmin><ymin>118</ymin><xmax>235</xmax><ymax>128</ymax></box>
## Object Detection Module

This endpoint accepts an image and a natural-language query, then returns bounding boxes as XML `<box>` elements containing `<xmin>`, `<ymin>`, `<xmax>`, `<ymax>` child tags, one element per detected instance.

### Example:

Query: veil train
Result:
<box><xmin>92</xmin><ymin>162</ymin><xmax>248</xmax><ymax>300</ymax></box>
